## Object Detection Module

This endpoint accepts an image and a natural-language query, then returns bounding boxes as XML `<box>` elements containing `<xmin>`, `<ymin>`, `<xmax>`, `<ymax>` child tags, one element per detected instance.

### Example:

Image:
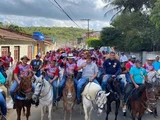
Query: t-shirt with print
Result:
<box><xmin>130</xmin><ymin>66</ymin><xmax>147</xmax><ymax>84</ymax></box>
<box><xmin>30</xmin><ymin>59</ymin><xmax>42</xmax><ymax>71</ymax></box>
<box><xmin>82</xmin><ymin>62</ymin><xmax>98</xmax><ymax>78</ymax></box>
<box><xmin>14</xmin><ymin>64</ymin><xmax>32</xmax><ymax>77</ymax></box>
<box><xmin>46</xmin><ymin>64</ymin><xmax>59</xmax><ymax>79</ymax></box>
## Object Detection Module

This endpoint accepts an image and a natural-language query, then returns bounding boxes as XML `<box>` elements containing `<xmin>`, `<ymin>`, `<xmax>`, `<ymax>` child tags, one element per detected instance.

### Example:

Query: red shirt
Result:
<box><xmin>125</xmin><ymin>61</ymin><xmax>135</xmax><ymax>70</ymax></box>
<box><xmin>2</xmin><ymin>56</ymin><xmax>13</xmax><ymax>67</ymax></box>
<box><xmin>45</xmin><ymin>64</ymin><xmax>59</xmax><ymax>78</ymax></box>
<box><xmin>14</xmin><ymin>64</ymin><xmax>32</xmax><ymax>77</ymax></box>
<box><xmin>64</xmin><ymin>62</ymin><xmax>78</xmax><ymax>74</ymax></box>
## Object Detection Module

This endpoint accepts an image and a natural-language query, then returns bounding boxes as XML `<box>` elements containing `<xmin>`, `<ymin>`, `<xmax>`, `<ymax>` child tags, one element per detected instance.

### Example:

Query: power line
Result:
<box><xmin>53</xmin><ymin>0</ymin><xmax>81</xmax><ymax>28</ymax></box>
<box><xmin>47</xmin><ymin>0</ymin><xmax>62</xmax><ymax>11</ymax></box>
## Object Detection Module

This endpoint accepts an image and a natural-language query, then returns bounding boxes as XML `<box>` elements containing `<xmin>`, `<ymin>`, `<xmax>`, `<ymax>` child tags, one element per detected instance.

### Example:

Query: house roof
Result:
<box><xmin>0</xmin><ymin>28</ymin><xmax>36</xmax><ymax>42</ymax></box>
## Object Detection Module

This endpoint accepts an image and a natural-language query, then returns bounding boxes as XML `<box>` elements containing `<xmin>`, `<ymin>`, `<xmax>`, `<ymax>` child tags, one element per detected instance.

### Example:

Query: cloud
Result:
<box><xmin>0</xmin><ymin>0</ymin><xmax>112</xmax><ymax>30</ymax></box>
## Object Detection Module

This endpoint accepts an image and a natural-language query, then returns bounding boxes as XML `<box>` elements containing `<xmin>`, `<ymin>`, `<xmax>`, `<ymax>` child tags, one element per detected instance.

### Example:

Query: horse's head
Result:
<box><xmin>145</xmin><ymin>83</ymin><xmax>157</xmax><ymax>113</ymax></box>
<box><xmin>64</xmin><ymin>75</ymin><xmax>75</xmax><ymax>99</ymax></box>
<box><xmin>95</xmin><ymin>91</ymin><xmax>110</xmax><ymax>115</ymax></box>
<box><xmin>108</xmin><ymin>77</ymin><xmax>122</xmax><ymax>100</ymax></box>
<box><xmin>155</xmin><ymin>70</ymin><xmax>160</xmax><ymax>79</ymax></box>
<box><xmin>32</xmin><ymin>75</ymin><xmax>45</xmax><ymax>102</ymax></box>
<box><xmin>20</xmin><ymin>76</ymin><xmax>32</xmax><ymax>93</ymax></box>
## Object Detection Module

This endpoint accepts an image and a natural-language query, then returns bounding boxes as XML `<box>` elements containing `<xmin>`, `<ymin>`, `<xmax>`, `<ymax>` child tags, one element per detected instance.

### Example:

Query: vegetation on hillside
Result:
<box><xmin>0</xmin><ymin>23</ymin><xmax>87</xmax><ymax>43</ymax></box>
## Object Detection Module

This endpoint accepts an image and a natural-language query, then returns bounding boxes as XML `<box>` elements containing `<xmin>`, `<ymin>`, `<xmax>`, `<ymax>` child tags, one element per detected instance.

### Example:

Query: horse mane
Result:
<box><xmin>82</xmin><ymin>82</ymin><xmax>101</xmax><ymax>100</ymax></box>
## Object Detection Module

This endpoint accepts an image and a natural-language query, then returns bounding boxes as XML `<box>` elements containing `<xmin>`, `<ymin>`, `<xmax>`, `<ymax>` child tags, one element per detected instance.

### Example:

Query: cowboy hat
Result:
<box><xmin>21</xmin><ymin>55</ymin><xmax>30</xmax><ymax>61</ymax></box>
<box><xmin>67</xmin><ymin>53</ymin><xmax>75</xmax><ymax>59</ymax></box>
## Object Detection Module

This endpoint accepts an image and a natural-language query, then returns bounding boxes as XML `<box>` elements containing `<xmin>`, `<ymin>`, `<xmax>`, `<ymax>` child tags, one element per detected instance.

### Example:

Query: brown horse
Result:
<box><xmin>130</xmin><ymin>83</ymin><xmax>156</xmax><ymax>120</ymax></box>
<box><xmin>63</xmin><ymin>75</ymin><xmax>76</xmax><ymax>120</ymax></box>
<box><xmin>14</xmin><ymin>76</ymin><xmax>33</xmax><ymax>120</ymax></box>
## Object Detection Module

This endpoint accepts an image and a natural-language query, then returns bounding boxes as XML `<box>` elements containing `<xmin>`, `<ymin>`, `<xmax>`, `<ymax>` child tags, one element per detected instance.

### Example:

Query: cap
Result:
<box><xmin>130</xmin><ymin>55</ymin><xmax>136</xmax><ymax>59</ymax></box>
<box><xmin>135</xmin><ymin>60</ymin><xmax>142</xmax><ymax>63</ymax></box>
<box><xmin>36</xmin><ymin>55</ymin><xmax>40</xmax><ymax>58</ymax></box>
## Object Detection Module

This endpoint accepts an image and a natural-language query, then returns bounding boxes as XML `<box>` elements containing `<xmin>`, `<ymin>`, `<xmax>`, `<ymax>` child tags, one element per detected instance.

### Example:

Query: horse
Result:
<box><xmin>5</xmin><ymin>62</ymin><xmax>21</xmax><ymax>96</ymax></box>
<box><xmin>147</xmin><ymin>70</ymin><xmax>160</xmax><ymax>116</ymax></box>
<box><xmin>105</xmin><ymin>77</ymin><xmax>122</xmax><ymax>120</ymax></box>
<box><xmin>63</xmin><ymin>74</ymin><xmax>76</xmax><ymax>120</ymax></box>
<box><xmin>32</xmin><ymin>75</ymin><xmax>53</xmax><ymax>120</ymax></box>
<box><xmin>14</xmin><ymin>76</ymin><xmax>33</xmax><ymax>120</ymax></box>
<box><xmin>129</xmin><ymin>83</ymin><xmax>157</xmax><ymax>120</ymax></box>
<box><xmin>82</xmin><ymin>82</ymin><xmax>110</xmax><ymax>120</ymax></box>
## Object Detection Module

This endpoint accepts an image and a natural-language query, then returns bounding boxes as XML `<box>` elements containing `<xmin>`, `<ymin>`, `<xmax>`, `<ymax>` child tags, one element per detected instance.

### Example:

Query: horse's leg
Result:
<box><xmin>105</xmin><ymin>101</ymin><xmax>111</xmax><ymax>120</ymax></box>
<box><xmin>48</xmin><ymin>104</ymin><xmax>52</xmax><ymax>120</ymax></box>
<box><xmin>16</xmin><ymin>107</ymin><xmax>22</xmax><ymax>120</ymax></box>
<box><xmin>70</xmin><ymin>103</ymin><xmax>74</xmax><ymax>120</ymax></box>
<box><xmin>41</xmin><ymin>106</ymin><xmax>44</xmax><ymax>120</ymax></box>
<box><xmin>23</xmin><ymin>107</ymin><xmax>25</xmax><ymax>116</ymax></box>
<box><xmin>26</xmin><ymin>106</ymin><xmax>31</xmax><ymax>120</ymax></box>
<box><xmin>138</xmin><ymin>108</ymin><xmax>145</xmax><ymax>120</ymax></box>
<box><xmin>88</xmin><ymin>106</ymin><xmax>93</xmax><ymax>120</ymax></box>
<box><xmin>115</xmin><ymin>100</ymin><xmax>120</xmax><ymax>120</ymax></box>
<box><xmin>63</xmin><ymin>102</ymin><xmax>67</xmax><ymax>120</ymax></box>
<box><xmin>132</xmin><ymin>110</ymin><xmax>137</xmax><ymax>120</ymax></box>
<box><xmin>83</xmin><ymin>98</ymin><xmax>89</xmax><ymax>120</ymax></box>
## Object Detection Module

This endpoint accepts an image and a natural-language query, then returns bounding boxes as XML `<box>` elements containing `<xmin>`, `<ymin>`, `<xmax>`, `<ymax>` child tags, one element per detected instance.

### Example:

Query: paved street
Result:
<box><xmin>7</xmin><ymin>101</ymin><xmax>160</xmax><ymax>120</ymax></box>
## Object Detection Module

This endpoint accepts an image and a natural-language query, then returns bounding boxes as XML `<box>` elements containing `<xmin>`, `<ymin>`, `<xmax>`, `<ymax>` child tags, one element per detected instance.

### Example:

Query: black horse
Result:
<box><xmin>105</xmin><ymin>77</ymin><xmax>122</xmax><ymax>120</ymax></box>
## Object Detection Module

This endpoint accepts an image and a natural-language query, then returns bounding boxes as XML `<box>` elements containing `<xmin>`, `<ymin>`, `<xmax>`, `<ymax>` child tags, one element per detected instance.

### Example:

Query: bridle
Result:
<box><xmin>34</xmin><ymin>79</ymin><xmax>52</xmax><ymax>101</ymax></box>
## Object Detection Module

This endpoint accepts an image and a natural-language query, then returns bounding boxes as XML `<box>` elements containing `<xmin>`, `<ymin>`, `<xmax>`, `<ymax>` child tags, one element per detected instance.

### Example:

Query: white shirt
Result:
<box><xmin>77</xmin><ymin>59</ymin><xmax>86</xmax><ymax>72</ymax></box>
<box><xmin>120</xmin><ymin>55</ymin><xmax>128</xmax><ymax>62</ymax></box>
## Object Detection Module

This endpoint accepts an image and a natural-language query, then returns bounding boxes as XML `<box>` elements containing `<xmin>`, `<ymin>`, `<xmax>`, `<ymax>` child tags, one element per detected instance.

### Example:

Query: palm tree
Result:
<box><xmin>104</xmin><ymin>0</ymin><xmax>155</xmax><ymax>20</ymax></box>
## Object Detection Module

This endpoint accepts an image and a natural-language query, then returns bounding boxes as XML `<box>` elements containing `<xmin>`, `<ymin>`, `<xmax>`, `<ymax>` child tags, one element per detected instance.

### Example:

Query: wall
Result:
<box><xmin>124</xmin><ymin>51</ymin><xmax>160</xmax><ymax>64</ymax></box>
<box><xmin>0</xmin><ymin>44</ymin><xmax>32</xmax><ymax>63</ymax></box>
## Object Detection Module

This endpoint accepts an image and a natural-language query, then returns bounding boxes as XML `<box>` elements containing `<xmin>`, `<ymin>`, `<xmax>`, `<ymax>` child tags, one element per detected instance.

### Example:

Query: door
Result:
<box><xmin>14</xmin><ymin>46</ymin><xmax>20</xmax><ymax>62</ymax></box>
<box><xmin>28</xmin><ymin>46</ymin><xmax>32</xmax><ymax>60</ymax></box>
<box><xmin>1</xmin><ymin>46</ymin><xmax>10</xmax><ymax>56</ymax></box>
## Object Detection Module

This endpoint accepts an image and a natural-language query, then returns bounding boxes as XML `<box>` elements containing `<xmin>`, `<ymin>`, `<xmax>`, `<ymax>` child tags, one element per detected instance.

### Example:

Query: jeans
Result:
<box><xmin>77</xmin><ymin>78</ymin><xmax>99</xmax><ymax>100</ymax></box>
<box><xmin>58</xmin><ymin>75</ymin><xmax>77</xmax><ymax>97</ymax></box>
<box><xmin>125</xmin><ymin>73</ymin><xmax>132</xmax><ymax>83</ymax></box>
<box><xmin>0</xmin><ymin>92</ymin><xmax>7</xmax><ymax>116</ymax></box>
<box><xmin>45</xmin><ymin>75</ymin><xmax>58</xmax><ymax>102</ymax></box>
<box><xmin>9</xmin><ymin>81</ymin><xmax>35</xmax><ymax>102</ymax></box>
<box><xmin>76</xmin><ymin>72</ymin><xmax>82</xmax><ymax>81</ymax></box>
<box><xmin>101</xmin><ymin>75</ymin><xmax>125</xmax><ymax>92</ymax></box>
<box><xmin>35</xmin><ymin>70</ymin><xmax>41</xmax><ymax>77</ymax></box>
<box><xmin>124</xmin><ymin>83</ymin><xmax>135</xmax><ymax>104</ymax></box>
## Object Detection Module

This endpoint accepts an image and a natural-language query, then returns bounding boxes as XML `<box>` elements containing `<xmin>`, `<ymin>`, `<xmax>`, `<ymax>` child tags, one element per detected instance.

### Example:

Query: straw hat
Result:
<box><xmin>21</xmin><ymin>55</ymin><xmax>30</xmax><ymax>61</ymax></box>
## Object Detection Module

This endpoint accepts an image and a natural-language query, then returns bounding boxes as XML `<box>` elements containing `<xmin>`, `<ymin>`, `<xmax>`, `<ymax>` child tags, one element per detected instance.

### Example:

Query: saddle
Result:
<box><xmin>132</xmin><ymin>84</ymin><xmax>146</xmax><ymax>101</ymax></box>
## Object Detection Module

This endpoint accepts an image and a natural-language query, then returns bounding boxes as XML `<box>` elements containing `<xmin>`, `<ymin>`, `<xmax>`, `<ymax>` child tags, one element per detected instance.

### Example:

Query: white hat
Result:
<box><xmin>67</xmin><ymin>53</ymin><xmax>75</xmax><ymax>59</ymax></box>
<box><xmin>146</xmin><ymin>57</ymin><xmax>154</xmax><ymax>60</ymax></box>
<box><xmin>130</xmin><ymin>55</ymin><xmax>136</xmax><ymax>59</ymax></box>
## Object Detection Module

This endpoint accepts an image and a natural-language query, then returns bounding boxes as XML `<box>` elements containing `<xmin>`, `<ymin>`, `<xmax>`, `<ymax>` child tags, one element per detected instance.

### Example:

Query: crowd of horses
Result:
<box><xmin>2</xmin><ymin>64</ymin><xmax>160</xmax><ymax>120</ymax></box>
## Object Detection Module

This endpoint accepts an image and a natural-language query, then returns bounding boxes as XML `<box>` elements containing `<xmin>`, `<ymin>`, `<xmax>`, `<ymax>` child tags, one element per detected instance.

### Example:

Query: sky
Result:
<box><xmin>0</xmin><ymin>0</ymin><xmax>113</xmax><ymax>31</ymax></box>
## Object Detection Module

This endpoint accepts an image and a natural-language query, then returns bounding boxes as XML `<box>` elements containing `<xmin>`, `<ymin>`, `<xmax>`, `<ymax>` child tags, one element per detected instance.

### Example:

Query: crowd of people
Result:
<box><xmin>0</xmin><ymin>47</ymin><xmax>160</xmax><ymax>117</ymax></box>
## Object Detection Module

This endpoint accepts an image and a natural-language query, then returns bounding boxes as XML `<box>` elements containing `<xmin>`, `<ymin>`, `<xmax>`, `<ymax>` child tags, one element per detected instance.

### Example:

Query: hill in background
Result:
<box><xmin>21</xmin><ymin>26</ymin><xmax>87</xmax><ymax>43</ymax></box>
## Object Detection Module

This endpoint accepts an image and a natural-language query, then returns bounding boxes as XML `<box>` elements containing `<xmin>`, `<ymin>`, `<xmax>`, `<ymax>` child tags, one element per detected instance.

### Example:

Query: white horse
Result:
<box><xmin>32</xmin><ymin>75</ymin><xmax>53</xmax><ymax>120</ymax></box>
<box><xmin>5</xmin><ymin>64</ymin><xmax>16</xmax><ymax>96</ymax></box>
<box><xmin>82</xmin><ymin>82</ymin><xmax>110</xmax><ymax>120</ymax></box>
<box><xmin>147</xmin><ymin>70</ymin><xmax>160</xmax><ymax>86</ymax></box>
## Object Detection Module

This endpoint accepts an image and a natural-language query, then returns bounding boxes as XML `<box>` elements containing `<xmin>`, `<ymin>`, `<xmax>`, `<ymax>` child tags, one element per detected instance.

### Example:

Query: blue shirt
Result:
<box><xmin>103</xmin><ymin>59</ymin><xmax>121</xmax><ymax>76</ymax></box>
<box><xmin>152</xmin><ymin>61</ymin><xmax>160</xmax><ymax>71</ymax></box>
<box><xmin>130</xmin><ymin>66</ymin><xmax>147</xmax><ymax>84</ymax></box>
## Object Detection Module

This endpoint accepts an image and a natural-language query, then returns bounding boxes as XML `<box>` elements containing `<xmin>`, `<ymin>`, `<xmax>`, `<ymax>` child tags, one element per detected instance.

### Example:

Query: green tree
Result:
<box><xmin>104</xmin><ymin>0</ymin><xmax>156</xmax><ymax>20</ymax></box>
<box><xmin>150</xmin><ymin>0</ymin><xmax>160</xmax><ymax>28</ymax></box>
<box><xmin>87</xmin><ymin>37</ymin><xmax>102</xmax><ymax>49</ymax></box>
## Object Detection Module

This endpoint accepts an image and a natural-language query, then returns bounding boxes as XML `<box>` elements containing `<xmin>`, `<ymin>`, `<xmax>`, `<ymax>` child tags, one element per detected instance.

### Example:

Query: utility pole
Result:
<box><xmin>81</xmin><ymin>19</ymin><xmax>90</xmax><ymax>39</ymax></box>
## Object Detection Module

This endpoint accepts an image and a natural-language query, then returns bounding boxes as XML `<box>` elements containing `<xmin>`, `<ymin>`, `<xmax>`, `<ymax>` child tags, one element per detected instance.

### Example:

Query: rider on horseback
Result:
<box><xmin>101</xmin><ymin>52</ymin><xmax>125</xmax><ymax>94</ymax></box>
<box><xmin>2</xmin><ymin>52</ymin><xmax>13</xmax><ymax>70</ymax></box>
<box><xmin>30</xmin><ymin>55</ymin><xmax>42</xmax><ymax>77</ymax></box>
<box><xmin>9</xmin><ymin>55</ymin><xmax>34</xmax><ymax>108</ymax></box>
<box><xmin>57</xmin><ymin>53</ymin><xmax>78</xmax><ymax>101</ymax></box>
<box><xmin>76</xmin><ymin>54</ymin><xmax>99</xmax><ymax>104</ymax></box>
<box><xmin>122</xmin><ymin>60</ymin><xmax>149</xmax><ymax>112</ymax></box>
<box><xmin>43</xmin><ymin>57</ymin><xmax>59</xmax><ymax>105</ymax></box>
<box><xmin>152</xmin><ymin>55</ymin><xmax>160</xmax><ymax>71</ymax></box>
<box><xmin>143</xmin><ymin>58</ymin><xmax>154</xmax><ymax>72</ymax></box>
